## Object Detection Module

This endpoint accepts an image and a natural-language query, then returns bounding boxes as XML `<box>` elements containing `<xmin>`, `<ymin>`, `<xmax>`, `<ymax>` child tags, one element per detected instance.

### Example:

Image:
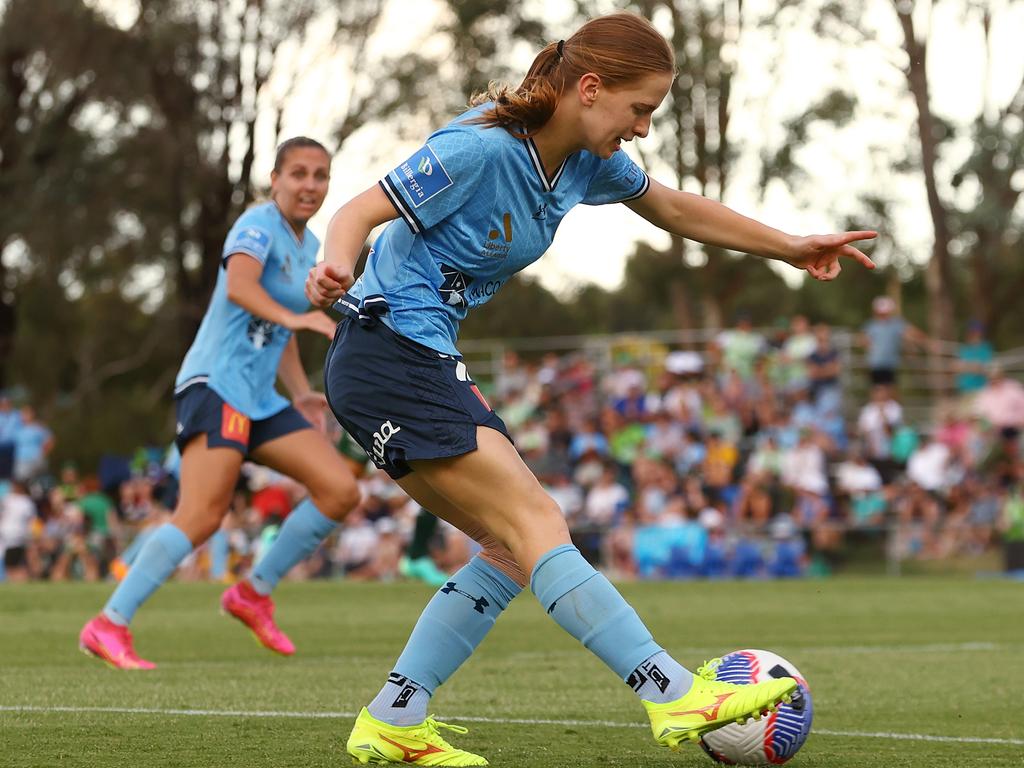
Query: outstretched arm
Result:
<box><xmin>626</xmin><ymin>179</ymin><xmax>876</xmax><ymax>281</ymax></box>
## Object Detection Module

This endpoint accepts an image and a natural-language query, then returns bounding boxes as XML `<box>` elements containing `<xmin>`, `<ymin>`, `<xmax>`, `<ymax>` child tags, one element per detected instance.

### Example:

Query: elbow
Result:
<box><xmin>225</xmin><ymin>278</ymin><xmax>247</xmax><ymax>308</ymax></box>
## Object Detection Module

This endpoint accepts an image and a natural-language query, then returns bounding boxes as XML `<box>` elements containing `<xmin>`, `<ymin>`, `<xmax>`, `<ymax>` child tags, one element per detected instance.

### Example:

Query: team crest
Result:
<box><xmin>439</xmin><ymin>263</ymin><xmax>471</xmax><ymax>306</ymax></box>
<box><xmin>247</xmin><ymin>317</ymin><xmax>276</xmax><ymax>349</ymax></box>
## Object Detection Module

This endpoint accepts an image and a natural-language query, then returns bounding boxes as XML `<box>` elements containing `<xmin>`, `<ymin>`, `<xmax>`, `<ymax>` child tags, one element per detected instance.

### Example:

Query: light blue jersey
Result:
<box><xmin>176</xmin><ymin>202</ymin><xmax>320</xmax><ymax>419</ymax></box>
<box><xmin>343</xmin><ymin>105</ymin><xmax>649</xmax><ymax>355</ymax></box>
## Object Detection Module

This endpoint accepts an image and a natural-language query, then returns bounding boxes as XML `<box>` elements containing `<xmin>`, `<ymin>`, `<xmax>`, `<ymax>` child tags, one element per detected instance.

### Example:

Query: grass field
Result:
<box><xmin>1</xmin><ymin>577</ymin><xmax>1022</xmax><ymax>767</ymax></box>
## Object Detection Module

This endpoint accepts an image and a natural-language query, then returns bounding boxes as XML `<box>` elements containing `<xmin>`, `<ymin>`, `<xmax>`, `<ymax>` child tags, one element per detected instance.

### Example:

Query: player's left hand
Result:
<box><xmin>294</xmin><ymin>391</ymin><xmax>329</xmax><ymax>434</ymax></box>
<box><xmin>785</xmin><ymin>231</ymin><xmax>877</xmax><ymax>281</ymax></box>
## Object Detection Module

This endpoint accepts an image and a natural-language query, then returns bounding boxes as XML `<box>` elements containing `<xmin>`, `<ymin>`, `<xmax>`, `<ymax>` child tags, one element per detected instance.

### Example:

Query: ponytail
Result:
<box><xmin>469</xmin><ymin>13</ymin><xmax>675</xmax><ymax>138</ymax></box>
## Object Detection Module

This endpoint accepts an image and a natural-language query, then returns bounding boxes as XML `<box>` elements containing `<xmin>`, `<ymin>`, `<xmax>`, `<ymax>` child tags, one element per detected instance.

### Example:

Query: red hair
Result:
<box><xmin>469</xmin><ymin>12</ymin><xmax>675</xmax><ymax>138</ymax></box>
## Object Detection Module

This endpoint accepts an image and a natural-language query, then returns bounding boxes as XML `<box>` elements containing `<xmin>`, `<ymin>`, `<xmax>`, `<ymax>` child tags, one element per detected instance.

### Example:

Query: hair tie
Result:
<box><xmin>556</xmin><ymin>39</ymin><xmax>565</xmax><ymax>60</ymax></box>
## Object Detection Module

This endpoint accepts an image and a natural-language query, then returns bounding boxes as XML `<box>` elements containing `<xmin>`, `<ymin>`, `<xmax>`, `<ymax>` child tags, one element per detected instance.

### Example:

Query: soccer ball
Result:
<box><xmin>699</xmin><ymin>649</ymin><xmax>813</xmax><ymax>766</ymax></box>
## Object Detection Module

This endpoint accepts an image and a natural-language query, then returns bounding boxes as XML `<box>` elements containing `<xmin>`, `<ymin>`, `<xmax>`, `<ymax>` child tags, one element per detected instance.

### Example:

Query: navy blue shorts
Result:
<box><xmin>324</xmin><ymin>315</ymin><xmax>510</xmax><ymax>480</ymax></box>
<box><xmin>174</xmin><ymin>383</ymin><xmax>311</xmax><ymax>456</ymax></box>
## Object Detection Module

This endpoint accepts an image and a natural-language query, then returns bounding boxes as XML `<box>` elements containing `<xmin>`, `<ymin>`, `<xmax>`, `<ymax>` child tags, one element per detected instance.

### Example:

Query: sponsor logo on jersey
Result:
<box><xmin>233</xmin><ymin>226</ymin><xmax>271</xmax><ymax>258</ymax></box>
<box><xmin>396</xmin><ymin>144</ymin><xmax>452</xmax><ymax>208</ymax></box>
<box><xmin>482</xmin><ymin>212</ymin><xmax>513</xmax><ymax>258</ymax></box>
<box><xmin>467</xmin><ymin>278</ymin><xmax>505</xmax><ymax>301</ymax></box>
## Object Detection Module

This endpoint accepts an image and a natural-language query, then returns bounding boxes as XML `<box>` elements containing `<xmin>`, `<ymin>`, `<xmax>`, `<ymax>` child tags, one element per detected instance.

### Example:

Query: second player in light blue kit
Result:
<box><xmin>79</xmin><ymin>138</ymin><xmax>360</xmax><ymax>669</ymax></box>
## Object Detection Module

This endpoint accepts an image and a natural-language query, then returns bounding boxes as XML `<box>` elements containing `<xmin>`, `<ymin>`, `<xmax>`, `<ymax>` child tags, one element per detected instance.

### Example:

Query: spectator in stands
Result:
<box><xmin>12</xmin><ymin>405</ymin><xmax>53</xmax><ymax>482</ymax></box>
<box><xmin>781</xmin><ymin>315</ymin><xmax>817</xmax><ymax>391</ymax></box>
<box><xmin>0</xmin><ymin>394</ymin><xmax>20</xmax><ymax>481</ymax></box>
<box><xmin>834</xmin><ymin>444</ymin><xmax>886</xmax><ymax>529</ymax></box>
<box><xmin>955</xmin><ymin>320</ymin><xmax>994</xmax><ymax>396</ymax></box>
<box><xmin>1</xmin><ymin>480</ymin><xmax>37</xmax><ymax>582</ymax></box>
<box><xmin>715</xmin><ymin>312</ymin><xmax>765</xmax><ymax>381</ymax></box>
<box><xmin>807</xmin><ymin>323</ymin><xmax>842</xmax><ymax>413</ymax></box>
<box><xmin>857</xmin><ymin>384</ymin><xmax>904</xmax><ymax>482</ymax></box>
<box><xmin>79</xmin><ymin>478</ymin><xmax>120</xmax><ymax>576</ymax></box>
<box><xmin>582</xmin><ymin>462</ymin><xmax>630</xmax><ymax>528</ymax></box>
<box><xmin>974</xmin><ymin>366</ymin><xmax>1024</xmax><ymax>438</ymax></box>
<box><xmin>859</xmin><ymin>296</ymin><xmax>930</xmax><ymax>386</ymax></box>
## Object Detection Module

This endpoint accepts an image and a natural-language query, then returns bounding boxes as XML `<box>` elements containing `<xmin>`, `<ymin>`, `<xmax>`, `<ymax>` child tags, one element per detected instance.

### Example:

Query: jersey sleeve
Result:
<box><xmin>582</xmin><ymin>151</ymin><xmax>650</xmax><ymax>205</ymax></box>
<box><xmin>222</xmin><ymin>220</ymin><xmax>274</xmax><ymax>266</ymax></box>
<box><xmin>379</xmin><ymin>129</ymin><xmax>487</xmax><ymax>234</ymax></box>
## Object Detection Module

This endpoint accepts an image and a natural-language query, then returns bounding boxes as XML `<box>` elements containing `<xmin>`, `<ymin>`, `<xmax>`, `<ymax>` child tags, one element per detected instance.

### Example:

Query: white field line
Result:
<box><xmin>1</xmin><ymin>705</ymin><xmax>1021</xmax><ymax>747</ymax></box>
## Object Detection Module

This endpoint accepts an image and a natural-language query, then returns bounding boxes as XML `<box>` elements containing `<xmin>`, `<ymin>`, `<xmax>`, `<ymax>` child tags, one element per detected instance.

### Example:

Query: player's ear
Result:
<box><xmin>578</xmin><ymin>73</ymin><xmax>601</xmax><ymax>106</ymax></box>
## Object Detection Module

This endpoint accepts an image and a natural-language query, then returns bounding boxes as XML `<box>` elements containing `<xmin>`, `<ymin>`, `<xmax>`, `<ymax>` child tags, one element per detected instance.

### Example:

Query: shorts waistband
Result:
<box><xmin>334</xmin><ymin>293</ymin><xmax>389</xmax><ymax>327</ymax></box>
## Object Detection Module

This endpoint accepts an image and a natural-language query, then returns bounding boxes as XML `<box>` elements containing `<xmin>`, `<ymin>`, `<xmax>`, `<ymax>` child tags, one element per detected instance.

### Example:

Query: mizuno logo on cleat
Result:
<box><xmin>379</xmin><ymin>734</ymin><xmax>445</xmax><ymax>763</ymax></box>
<box><xmin>670</xmin><ymin>692</ymin><xmax>736</xmax><ymax>722</ymax></box>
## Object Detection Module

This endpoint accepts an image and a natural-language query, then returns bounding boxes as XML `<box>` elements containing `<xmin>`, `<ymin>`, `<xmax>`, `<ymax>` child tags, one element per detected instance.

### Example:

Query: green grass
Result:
<box><xmin>1</xmin><ymin>578</ymin><xmax>1022</xmax><ymax>767</ymax></box>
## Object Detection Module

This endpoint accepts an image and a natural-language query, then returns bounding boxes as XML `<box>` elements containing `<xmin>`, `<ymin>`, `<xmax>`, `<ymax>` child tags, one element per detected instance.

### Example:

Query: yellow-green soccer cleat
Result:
<box><xmin>346</xmin><ymin>707</ymin><xmax>488</xmax><ymax>766</ymax></box>
<box><xmin>644</xmin><ymin>659</ymin><xmax>798</xmax><ymax>750</ymax></box>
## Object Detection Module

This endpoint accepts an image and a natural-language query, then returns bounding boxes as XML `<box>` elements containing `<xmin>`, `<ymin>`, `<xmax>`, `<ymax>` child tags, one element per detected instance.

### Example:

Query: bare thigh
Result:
<box><xmin>407</xmin><ymin>427</ymin><xmax>570</xmax><ymax>573</ymax></box>
<box><xmin>397</xmin><ymin>472</ymin><xmax>527</xmax><ymax>587</ymax></box>
<box><xmin>250</xmin><ymin>428</ymin><xmax>360</xmax><ymax>521</ymax></box>
<box><xmin>170</xmin><ymin>434</ymin><xmax>244</xmax><ymax>546</ymax></box>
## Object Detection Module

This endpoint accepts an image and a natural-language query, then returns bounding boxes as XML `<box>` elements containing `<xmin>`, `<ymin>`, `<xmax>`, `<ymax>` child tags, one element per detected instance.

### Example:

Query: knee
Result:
<box><xmin>478</xmin><ymin>547</ymin><xmax>528</xmax><ymax>588</ymax></box>
<box><xmin>311</xmin><ymin>475</ymin><xmax>362</xmax><ymax>521</ymax></box>
<box><xmin>514</xmin><ymin>496</ymin><xmax>568</xmax><ymax>537</ymax></box>
<box><xmin>171</xmin><ymin>506</ymin><xmax>223</xmax><ymax>544</ymax></box>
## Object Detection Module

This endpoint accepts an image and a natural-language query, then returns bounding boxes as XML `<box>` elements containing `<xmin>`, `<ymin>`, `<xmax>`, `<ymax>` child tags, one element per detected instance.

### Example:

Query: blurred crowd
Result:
<box><xmin>4</xmin><ymin>301</ymin><xmax>1024</xmax><ymax>583</ymax></box>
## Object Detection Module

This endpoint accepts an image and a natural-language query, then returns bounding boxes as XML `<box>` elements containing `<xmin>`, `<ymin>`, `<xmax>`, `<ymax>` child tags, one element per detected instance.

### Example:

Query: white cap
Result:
<box><xmin>872</xmin><ymin>296</ymin><xmax>896</xmax><ymax>314</ymax></box>
<box><xmin>665</xmin><ymin>350</ymin><xmax>704</xmax><ymax>375</ymax></box>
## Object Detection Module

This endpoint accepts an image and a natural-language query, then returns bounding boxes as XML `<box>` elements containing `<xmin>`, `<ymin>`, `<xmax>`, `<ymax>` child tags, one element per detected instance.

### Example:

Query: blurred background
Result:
<box><xmin>2</xmin><ymin>0</ymin><xmax>1024</xmax><ymax>585</ymax></box>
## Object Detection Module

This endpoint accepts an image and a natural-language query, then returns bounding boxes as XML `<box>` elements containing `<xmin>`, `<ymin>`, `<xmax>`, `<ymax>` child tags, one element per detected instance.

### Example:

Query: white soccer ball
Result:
<box><xmin>699</xmin><ymin>649</ymin><xmax>813</xmax><ymax>766</ymax></box>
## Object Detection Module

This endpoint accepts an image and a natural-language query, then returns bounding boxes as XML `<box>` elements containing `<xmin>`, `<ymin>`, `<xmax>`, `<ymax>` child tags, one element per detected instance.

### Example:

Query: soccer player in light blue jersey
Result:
<box><xmin>309</xmin><ymin>12</ymin><xmax>877</xmax><ymax>765</ymax></box>
<box><xmin>79</xmin><ymin>138</ymin><xmax>360</xmax><ymax>669</ymax></box>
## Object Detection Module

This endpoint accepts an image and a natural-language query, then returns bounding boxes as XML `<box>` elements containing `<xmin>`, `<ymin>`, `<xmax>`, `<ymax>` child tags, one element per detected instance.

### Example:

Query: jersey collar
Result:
<box><xmin>272</xmin><ymin>201</ymin><xmax>306</xmax><ymax>247</ymax></box>
<box><xmin>523</xmin><ymin>135</ymin><xmax>568</xmax><ymax>193</ymax></box>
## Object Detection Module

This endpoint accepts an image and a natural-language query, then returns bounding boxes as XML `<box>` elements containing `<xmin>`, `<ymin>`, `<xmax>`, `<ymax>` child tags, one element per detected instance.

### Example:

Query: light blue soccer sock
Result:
<box><xmin>208</xmin><ymin>529</ymin><xmax>229</xmax><ymax>581</ymax></box>
<box><xmin>103</xmin><ymin>523</ymin><xmax>192</xmax><ymax>626</ymax></box>
<box><xmin>531</xmin><ymin>544</ymin><xmax>693</xmax><ymax>704</ymax></box>
<box><xmin>367</xmin><ymin>556</ymin><xmax>522</xmax><ymax>726</ymax></box>
<box><xmin>249</xmin><ymin>498</ymin><xmax>336</xmax><ymax>596</ymax></box>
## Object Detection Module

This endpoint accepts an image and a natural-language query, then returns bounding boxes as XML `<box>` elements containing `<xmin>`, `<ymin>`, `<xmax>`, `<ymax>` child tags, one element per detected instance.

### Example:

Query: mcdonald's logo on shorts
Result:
<box><xmin>221</xmin><ymin>404</ymin><xmax>251</xmax><ymax>445</ymax></box>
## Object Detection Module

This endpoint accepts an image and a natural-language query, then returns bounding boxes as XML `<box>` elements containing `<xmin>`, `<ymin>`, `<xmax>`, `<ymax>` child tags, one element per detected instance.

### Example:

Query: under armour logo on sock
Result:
<box><xmin>628</xmin><ymin>661</ymin><xmax>670</xmax><ymax>693</ymax></box>
<box><xmin>440</xmin><ymin>581</ymin><xmax>489</xmax><ymax>614</ymax></box>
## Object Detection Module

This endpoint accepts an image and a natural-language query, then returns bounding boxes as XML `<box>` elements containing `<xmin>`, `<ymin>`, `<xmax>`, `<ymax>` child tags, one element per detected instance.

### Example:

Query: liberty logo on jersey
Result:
<box><xmin>482</xmin><ymin>212</ymin><xmax>513</xmax><ymax>258</ymax></box>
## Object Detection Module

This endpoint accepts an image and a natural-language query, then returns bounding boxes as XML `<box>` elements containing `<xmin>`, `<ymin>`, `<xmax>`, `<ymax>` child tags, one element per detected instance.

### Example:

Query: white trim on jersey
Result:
<box><xmin>379</xmin><ymin>178</ymin><xmax>421</xmax><ymax>234</ymax></box>
<box><xmin>174</xmin><ymin>375</ymin><xmax>210</xmax><ymax>396</ymax></box>
<box><xmin>524</xmin><ymin>137</ymin><xmax>568</xmax><ymax>193</ymax></box>
<box><xmin>615</xmin><ymin>170</ymin><xmax>651</xmax><ymax>203</ymax></box>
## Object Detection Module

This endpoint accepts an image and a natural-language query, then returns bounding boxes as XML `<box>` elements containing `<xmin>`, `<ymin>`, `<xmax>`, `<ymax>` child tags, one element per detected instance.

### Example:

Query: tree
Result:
<box><xmin>0</xmin><ymin>0</ymin><xmax>455</xmax><ymax>463</ymax></box>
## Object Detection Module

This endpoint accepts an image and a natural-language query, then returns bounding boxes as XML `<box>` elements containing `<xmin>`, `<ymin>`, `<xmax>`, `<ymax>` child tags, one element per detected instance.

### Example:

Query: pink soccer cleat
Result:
<box><xmin>78</xmin><ymin>614</ymin><xmax>156</xmax><ymax>670</ymax></box>
<box><xmin>220</xmin><ymin>580</ymin><xmax>295</xmax><ymax>656</ymax></box>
